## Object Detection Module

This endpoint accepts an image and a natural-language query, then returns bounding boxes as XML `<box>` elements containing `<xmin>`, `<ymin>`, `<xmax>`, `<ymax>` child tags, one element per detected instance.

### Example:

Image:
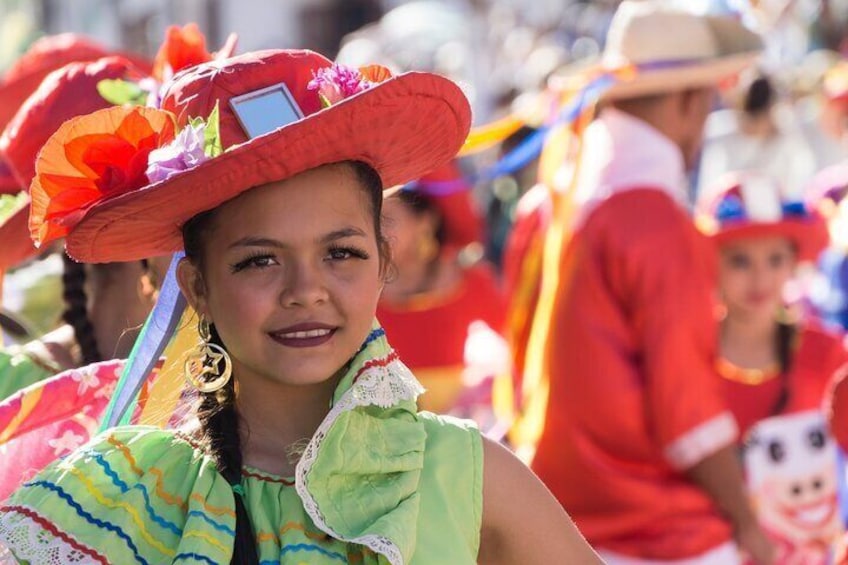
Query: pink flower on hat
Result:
<box><xmin>145</xmin><ymin>122</ymin><xmax>208</xmax><ymax>183</ymax></box>
<box><xmin>308</xmin><ymin>63</ymin><xmax>392</xmax><ymax>108</ymax></box>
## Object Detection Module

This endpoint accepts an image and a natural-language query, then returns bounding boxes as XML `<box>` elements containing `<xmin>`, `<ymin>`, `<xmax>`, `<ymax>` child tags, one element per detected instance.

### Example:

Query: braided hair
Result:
<box><xmin>61</xmin><ymin>254</ymin><xmax>102</xmax><ymax>365</ymax></box>
<box><xmin>181</xmin><ymin>161</ymin><xmax>386</xmax><ymax>563</ymax></box>
<box><xmin>182</xmin><ymin>209</ymin><xmax>259</xmax><ymax>565</ymax></box>
<box><xmin>770</xmin><ymin>320</ymin><xmax>796</xmax><ymax>416</ymax></box>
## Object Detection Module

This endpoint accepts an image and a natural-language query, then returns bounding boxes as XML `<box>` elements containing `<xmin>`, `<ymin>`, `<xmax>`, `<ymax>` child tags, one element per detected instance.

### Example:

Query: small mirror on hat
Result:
<box><xmin>229</xmin><ymin>82</ymin><xmax>304</xmax><ymax>139</ymax></box>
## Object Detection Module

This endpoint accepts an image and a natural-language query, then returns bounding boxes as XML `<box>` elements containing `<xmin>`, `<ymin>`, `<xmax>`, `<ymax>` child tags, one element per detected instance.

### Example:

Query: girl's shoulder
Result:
<box><xmin>795</xmin><ymin>321</ymin><xmax>848</xmax><ymax>374</ymax></box>
<box><xmin>0</xmin><ymin>425</ymin><xmax>237</xmax><ymax>564</ymax></box>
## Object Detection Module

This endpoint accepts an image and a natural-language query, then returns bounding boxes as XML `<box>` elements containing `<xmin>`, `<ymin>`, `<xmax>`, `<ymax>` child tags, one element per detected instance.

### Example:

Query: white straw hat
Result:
<box><xmin>553</xmin><ymin>1</ymin><xmax>763</xmax><ymax>100</ymax></box>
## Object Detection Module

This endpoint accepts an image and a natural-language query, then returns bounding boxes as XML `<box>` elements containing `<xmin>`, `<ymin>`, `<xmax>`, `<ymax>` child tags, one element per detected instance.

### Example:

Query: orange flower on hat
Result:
<box><xmin>153</xmin><ymin>23</ymin><xmax>213</xmax><ymax>81</ymax></box>
<box><xmin>30</xmin><ymin>106</ymin><xmax>176</xmax><ymax>246</ymax></box>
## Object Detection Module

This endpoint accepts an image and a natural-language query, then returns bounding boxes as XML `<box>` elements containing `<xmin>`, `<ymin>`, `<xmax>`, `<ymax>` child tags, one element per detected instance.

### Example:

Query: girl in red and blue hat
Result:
<box><xmin>698</xmin><ymin>171</ymin><xmax>845</xmax><ymax>564</ymax></box>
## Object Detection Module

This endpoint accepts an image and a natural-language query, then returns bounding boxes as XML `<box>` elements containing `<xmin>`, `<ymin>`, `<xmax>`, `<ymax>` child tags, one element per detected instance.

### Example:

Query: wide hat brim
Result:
<box><xmin>554</xmin><ymin>11</ymin><xmax>762</xmax><ymax>101</ymax></box>
<box><xmin>66</xmin><ymin>71</ymin><xmax>470</xmax><ymax>263</ymax></box>
<box><xmin>711</xmin><ymin>219</ymin><xmax>829</xmax><ymax>263</ymax></box>
<box><xmin>601</xmin><ymin>51</ymin><xmax>760</xmax><ymax>100</ymax></box>
<box><xmin>0</xmin><ymin>198</ymin><xmax>37</xmax><ymax>270</ymax></box>
<box><xmin>0</xmin><ymin>158</ymin><xmax>19</xmax><ymax>195</ymax></box>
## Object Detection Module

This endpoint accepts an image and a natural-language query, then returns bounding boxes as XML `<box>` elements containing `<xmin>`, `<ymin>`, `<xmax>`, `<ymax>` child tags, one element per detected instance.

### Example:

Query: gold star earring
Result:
<box><xmin>184</xmin><ymin>318</ymin><xmax>232</xmax><ymax>393</ymax></box>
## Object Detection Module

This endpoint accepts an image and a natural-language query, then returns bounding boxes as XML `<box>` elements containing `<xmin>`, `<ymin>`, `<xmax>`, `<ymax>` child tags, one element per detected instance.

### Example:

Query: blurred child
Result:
<box><xmin>699</xmin><ymin>172</ymin><xmax>845</xmax><ymax>564</ymax></box>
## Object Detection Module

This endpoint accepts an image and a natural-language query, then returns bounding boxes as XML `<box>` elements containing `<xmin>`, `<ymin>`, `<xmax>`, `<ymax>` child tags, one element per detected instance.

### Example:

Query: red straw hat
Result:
<box><xmin>31</xmin><ymin>49</ymin><xmax>471</xmax><ymax>263</ymax></box>
<box><xmin>405</xmin><ymin>161</ymin><xmax>484</xmax><ymax>255</ymax></box>
<box><xmin>0</xmin><ymin>25</ymin><xmax>233</xmax><ymax>271</ymax></box>
<box><xmin>0</xmin><ymin>34</ymin><xmax>115</xmax><ymax>196</ymax></box>
<box><xmin>0</xmin><ymin>56</ymin><xmax>143</xmax><ymax>270</ymax></box>
<box><xmin>697</xmin><ymin>171</ymin><xmax>829</xmax><ymax>262</ymax></box>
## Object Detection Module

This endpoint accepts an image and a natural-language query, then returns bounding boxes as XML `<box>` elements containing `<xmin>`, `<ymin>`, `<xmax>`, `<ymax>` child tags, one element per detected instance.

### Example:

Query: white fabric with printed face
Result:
<box><xmin>744</xmin><ymin>410</ymin><xmax>843</xmax><ymax>560</ymax></box>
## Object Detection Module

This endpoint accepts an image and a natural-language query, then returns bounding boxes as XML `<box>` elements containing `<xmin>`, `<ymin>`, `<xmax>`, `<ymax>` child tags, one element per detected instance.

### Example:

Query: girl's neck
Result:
<box><xmin>720</xmin><ymin>310</ymin><xmax>779</xmax><ymax>369</ymax></box>
<box><xmin>236</xmin><ymin>368</ymin><xmax>343</xmax><ymax>477</ymax></box>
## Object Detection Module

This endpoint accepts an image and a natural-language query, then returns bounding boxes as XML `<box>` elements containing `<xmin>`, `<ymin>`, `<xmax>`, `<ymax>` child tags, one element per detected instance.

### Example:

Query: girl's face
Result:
<box><xmin>718</xmin><ymin>236</ymin><xmax>797</xmax><ymax>320</ymax></box>
<box><xmin>178</xmin><ymin>163</ymin><xmax>383</xmax><ymax>387</ymax></box>
<box><xmin>381</xmin><ymin>194</ymin><xmax>438</xmax><ymax>271</ymax></box>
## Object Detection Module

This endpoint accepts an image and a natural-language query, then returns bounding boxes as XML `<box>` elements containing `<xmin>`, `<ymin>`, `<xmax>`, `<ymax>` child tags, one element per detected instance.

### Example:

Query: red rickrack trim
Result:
<box><xmin>2</xmin><ymin>505</ymin><xmax>109</xmax><ymax>565</ymax></box>
<box><xmin>352</xmin><ymin>351</ymin><xmax>399</xmax><ymax>384</ymax></box>
<box><xmin>240</xmin><ymin>469</ymin><xmax>295</xmax><ymax>486</ymax></box>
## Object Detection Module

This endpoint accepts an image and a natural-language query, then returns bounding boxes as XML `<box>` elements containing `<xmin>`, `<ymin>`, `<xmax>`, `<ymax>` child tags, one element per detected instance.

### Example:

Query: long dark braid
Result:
<box><xmin>180</xmin><ymin>161</ymin><xmax>386</xmax><ymax>564</ymax></box>
<box><xmin>770</xmin><ymin>320</ymin><xmax>796</xmax><ymax>416</ymax></box>
<box><xmin>196</xmin><ymin>325</ymin><xmax>258</xmax><ymax>564</ymax></box>
<box><xmin>183</xmin><ymin>210</ymin><xmax>259</xmax><ymax>565</ymax></box>
<box><xmin>61</xmin><ymin>254</ymin><xmax>102</xmax><ymax>365</ymax></box>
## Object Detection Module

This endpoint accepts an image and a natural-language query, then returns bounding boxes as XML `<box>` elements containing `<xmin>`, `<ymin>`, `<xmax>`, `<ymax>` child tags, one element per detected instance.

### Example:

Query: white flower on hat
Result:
<box><xmin>739</xmin><ymin>172</ymin><xmax>783</xmax><ymax>223</ymax></box>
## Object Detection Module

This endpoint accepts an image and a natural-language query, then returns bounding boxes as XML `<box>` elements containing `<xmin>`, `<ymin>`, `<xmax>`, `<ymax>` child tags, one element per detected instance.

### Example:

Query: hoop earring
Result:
<box><xmin>184</xmin><ymin>318</ymin><xmax>232</xmax><ymax>393</ymax></box>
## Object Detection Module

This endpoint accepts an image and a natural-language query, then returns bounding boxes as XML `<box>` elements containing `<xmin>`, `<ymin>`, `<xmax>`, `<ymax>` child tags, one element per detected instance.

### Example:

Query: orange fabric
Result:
<box><xmin>530</xmin><ymin>189</ymin><xmax>734</xmax><ymax>559</ymax></box>
<box><xmin>409</xmin><ymin>365</ymin><xmax>465</xmax><ymax>414</ymax></box>
<box><xmin>726</xmin><ymin>324</ymin><xmax>847</xmax><ymax>439</ymax></box>
<box><xmin>378</xmin><ymin>264</ymin><xmax>506</xmax><ymax>412</ymax></box>
<box><xmin>502</xmin><ymin>184</ymin><xmax>550</xmax><ymax>391</ymax></box>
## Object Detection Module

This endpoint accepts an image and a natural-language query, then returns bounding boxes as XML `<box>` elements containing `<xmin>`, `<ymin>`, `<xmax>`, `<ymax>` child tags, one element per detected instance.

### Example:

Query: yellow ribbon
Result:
<box><xmin>457</xmin><ymin>115</ymin><xmax>525</xmax><ymax>156</ymax></box>
<box><xmin>139</xmin><ymin>306</ymin><xmax>197</xmax><ymax>427</ymax></box>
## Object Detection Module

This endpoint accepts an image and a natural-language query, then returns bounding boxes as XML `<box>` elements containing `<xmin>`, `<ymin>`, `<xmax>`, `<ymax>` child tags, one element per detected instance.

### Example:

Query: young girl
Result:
<box><xmin>0</xmin><ymin>26</ymin><xmax>233</xmax><ymax>499</ymax></box>
<box><xmin>378</xmin><ymin>162</ymin><xmax>507</xmax><ymax>421</ymax></box>
<box><xmin>0</xmin><ymin>49</ymin><xmax>600</xmax><ymax>563</ymax></box>
<box><xmin>0</xmin><ymin>25</ymin><xmax>231</xmax><ymax>400</ymax></box>
<box><xmin>698</xmin><ymin>172</ymin><xmax>845</xmax><ymax>563</ymax></box>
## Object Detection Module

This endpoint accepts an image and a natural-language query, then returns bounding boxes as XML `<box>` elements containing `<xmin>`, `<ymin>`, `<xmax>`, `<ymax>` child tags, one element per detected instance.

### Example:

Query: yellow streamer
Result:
<box><xmin>139</xmin><ymin>306</ymin><xmax>198</xmax><ymax>427</ymax></box>
<box><xmin>0</xmin><ymin>385</ymin><xmax>43</xmax><ymax>444</ymax></box>
<box><xmin>457</xmin><ymin>115</ymin><xmax>525</xmax><ymax>156</ymax></box>
<box><xmin>509</xmin><ymin>103</ymin><xmax>596</xmax><ymax>462</ymax></box>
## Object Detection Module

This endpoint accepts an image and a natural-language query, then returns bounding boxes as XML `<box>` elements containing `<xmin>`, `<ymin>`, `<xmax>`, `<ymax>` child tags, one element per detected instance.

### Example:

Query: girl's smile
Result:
<box><xmin>177</xmin><ymin>162</ymin><xmax>385</xmax><ymax>389</ymax></box>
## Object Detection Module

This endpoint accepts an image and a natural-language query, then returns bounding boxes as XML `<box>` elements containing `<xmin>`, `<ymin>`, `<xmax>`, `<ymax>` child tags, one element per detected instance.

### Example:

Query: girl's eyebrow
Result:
<box><xmin>228</xmin><ymin>236</ymin><xmax>284</xmax><ymax>249</ymax></box>
<box><xmin>320</xmin><ymin>227</ymin><xmax>366</xmax><ymax>244</ymax></box>
<box><xmin>228</xmin><ymin>227</ymin><xmax>367</xmax><ymax>250</ymax></box>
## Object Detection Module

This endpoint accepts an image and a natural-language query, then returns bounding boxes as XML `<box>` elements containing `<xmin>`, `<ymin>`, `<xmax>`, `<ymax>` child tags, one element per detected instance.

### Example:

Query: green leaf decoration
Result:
<box><xmin>203</xmin><ymin>101</ymin><xmax>223</xmax><ymax>157</ymax></box>
<box><xmin>319</xmin><ymin>93</ymin><xmax>332</xmax><ymax>109</ymax></box>
<box><xmin>0</xmin><ymin>192</ymin><xmax>27</xmax><ymax>224</ymax></box>
<box><xmin>96</xmin><ymin>79</ymin><xmax>147</xmax><ymax>106</ymax></box>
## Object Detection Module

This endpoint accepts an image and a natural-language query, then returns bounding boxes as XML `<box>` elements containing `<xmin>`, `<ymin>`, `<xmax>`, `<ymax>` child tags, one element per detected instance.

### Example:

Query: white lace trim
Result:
<box><xmin>0</xmin><ymin>507</ymin><xmax>103</xmax><ymax>564</ymax></box>
<box><xmin>295</xmin><ymin>354</ymin><xmax>425</xmax><ymax>565</ymax></box>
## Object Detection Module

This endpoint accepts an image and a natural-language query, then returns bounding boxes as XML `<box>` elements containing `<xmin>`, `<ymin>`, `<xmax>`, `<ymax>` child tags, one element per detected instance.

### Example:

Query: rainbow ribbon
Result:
<box><xmin>99</xmin><ymin>252</ymin><xmax>187</xmax><ymax>430</ymax></box>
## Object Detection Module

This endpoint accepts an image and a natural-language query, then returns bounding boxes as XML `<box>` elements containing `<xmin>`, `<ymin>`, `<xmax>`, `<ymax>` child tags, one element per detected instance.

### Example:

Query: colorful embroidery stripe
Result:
<box><xmin>63</xmin><ymin>467</ymin><xmax>176</xmax><ymax>557</ymax></box>
<box><xmin>87</xmin><ymin>449</ymin><xmax>235</xmax><ymax>538</ymax></box>
<box><xmin>280</xmin><ymin>543</ymin><xmax>347</xmax><ymax>561</ymax></box>
<box><xmin>256</xmin><ymin>521</ymin><xmax>329</xmax><ymax>543</ymax></box>
<box><xmin>89</xmin><ymin>452</ymin><xmax>182</xmax><ymax>536</ymax></box>
<box><xmin>23</xmin><ymin>480</ymin><xmax>149</xmax><ymax>565</ymax></box>
<box><xmin>353</xmin><ymin>351</ymin><xmax>399</xmax><ymax>383</ymax></box>
<box><xmin>2</xmin><ymin>505</ymin><xmax>109</xmax><ymax>565</ymax></box>
<box><xmin>173</xmin><ymin>552</ymin><xmax>219</xmax><ymax>564</ymax></box>
<box><xmin>364</xmin><ymin>327</ymin><xmax>385</xmax><ymax>346</ymax></box>
<box><xmin>103</xmin><ymin>435</ymin><xmax>236</xmax><ymax>518</ymax></box>
<box><xmin>242</xmin><ymin>468</ymin><xmax>295</xmax><ymax>486</ymax></box>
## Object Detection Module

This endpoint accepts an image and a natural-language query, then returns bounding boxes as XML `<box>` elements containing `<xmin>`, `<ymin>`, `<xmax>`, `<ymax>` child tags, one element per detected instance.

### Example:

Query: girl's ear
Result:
<box><xmin>176</xmin><ymin>258</ymin><xmax>211</xmax><ymax>320</ymax></box>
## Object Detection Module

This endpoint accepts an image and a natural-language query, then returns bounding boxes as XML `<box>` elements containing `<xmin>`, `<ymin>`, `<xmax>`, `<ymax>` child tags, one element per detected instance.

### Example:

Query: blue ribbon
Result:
<box><xmin>404</xmin><ymin>72</ymin><xmax>618</xmax><ymax>195</ymax></box>
<box><xmin>99</xmin><ymin>252</ymin><xmax>187</xmax><ymax>430</ymax></box>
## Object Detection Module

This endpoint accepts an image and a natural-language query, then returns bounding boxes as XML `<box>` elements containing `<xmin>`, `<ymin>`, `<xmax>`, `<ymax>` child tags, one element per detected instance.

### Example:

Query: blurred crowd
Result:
<box><xmin>7</xmin><ymin>0</ymin><xmax>848</xmax><ymax>564</ymax></box>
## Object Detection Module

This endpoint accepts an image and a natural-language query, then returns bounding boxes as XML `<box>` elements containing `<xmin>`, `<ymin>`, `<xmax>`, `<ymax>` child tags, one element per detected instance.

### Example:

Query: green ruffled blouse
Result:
<box><xmin>0</xmin><ymin>325</ymin><xmax>483</xmax><ymax>564</ymax></box>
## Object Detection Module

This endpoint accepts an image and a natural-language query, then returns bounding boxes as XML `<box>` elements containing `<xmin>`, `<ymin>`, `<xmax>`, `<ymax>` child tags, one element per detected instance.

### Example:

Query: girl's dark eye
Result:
<box><xmin>231</xmin><ymin>254</ymin><xmax>277</xmax><ymax>273</ymax></box>
<box><xmin>768</xmin><ymin>253</ymin><xmax>787</xmax><ymax>269</ymax></box>
<box><xmin>327</xmin><ymin>246</ymin><xmax>369</xmax><ymax>262</ymax></box>
<box><xmin>728</xmin><ymin>254</ymin><xmax>750</xmax><ymax>269</ymax></box>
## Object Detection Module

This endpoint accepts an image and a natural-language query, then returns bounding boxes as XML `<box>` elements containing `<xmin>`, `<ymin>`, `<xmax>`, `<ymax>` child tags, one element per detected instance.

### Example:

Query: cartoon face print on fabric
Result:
<box><xmin>743</xmin><ymin>411</ymin><xmax>843</xmax><ymax>563</ymax></box>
